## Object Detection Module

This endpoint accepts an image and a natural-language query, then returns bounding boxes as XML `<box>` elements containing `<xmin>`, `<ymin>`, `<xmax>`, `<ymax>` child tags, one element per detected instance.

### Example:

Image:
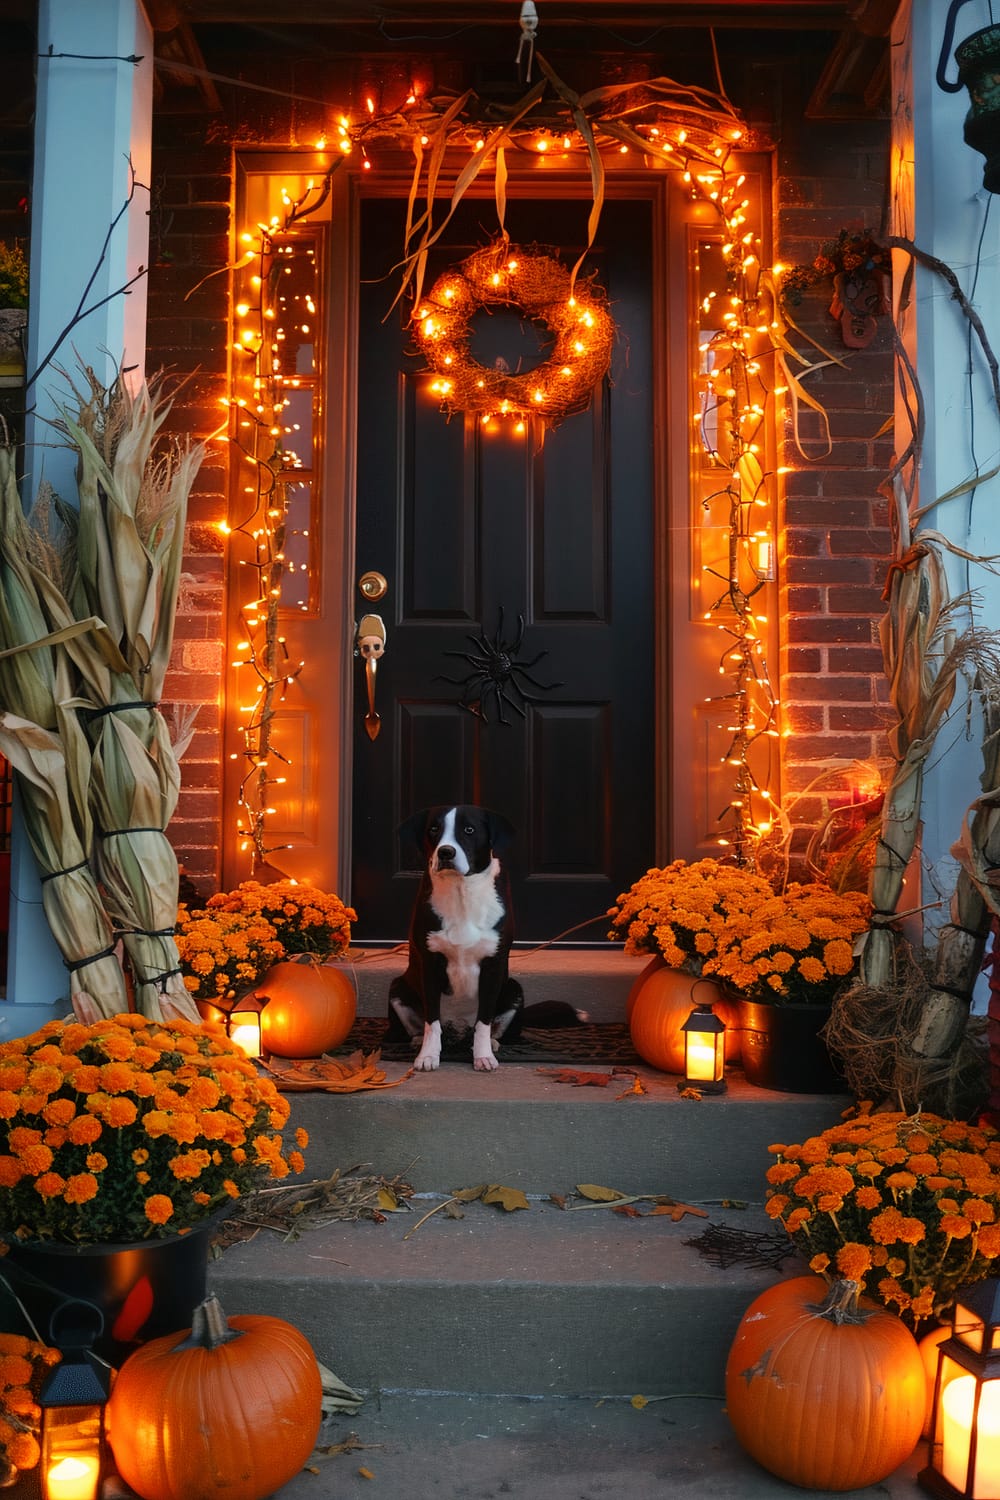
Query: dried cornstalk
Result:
<box><xmin>860</xmin><ymin>544</ymin><xmax>958</xmax><ymax>989</ymax></box>
<box><xmin>53</xmin><ymin>369</ymin><xmax>203</xmax><ymax>1020</ymax></box>
<box><xmin>0</xmin><ymin>446</ymin><xmax>129</xmax><ymax>1015</ymax></box>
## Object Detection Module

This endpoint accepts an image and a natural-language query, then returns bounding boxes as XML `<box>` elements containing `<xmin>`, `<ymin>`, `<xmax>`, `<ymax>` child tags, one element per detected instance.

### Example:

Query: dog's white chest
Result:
<box><xmin>426</xmin><ymin>860</ymin><xmax>502</xmax><ymax>1005</ymax></box>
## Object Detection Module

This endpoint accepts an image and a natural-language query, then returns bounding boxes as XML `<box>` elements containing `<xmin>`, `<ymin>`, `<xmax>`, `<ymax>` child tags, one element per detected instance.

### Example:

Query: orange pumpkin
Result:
<box><xmin>628</xmin><ymin>968</ymin><xmax>738</xmax><ymax>1072</ymax></box>
<box><xmin>251</xmin><ymin>960</ymin><xmax>356</xmax><ymax>1057</ymax></box>
<box><xmin>107</xmin><ymin>1294</ymin><xmax>323</xmax><ymax>1500</ymax></box>
<box><xmin>725</xmin><ymin>1275</ymin><xmax>925</xmax><ymax>1491</ymax></box>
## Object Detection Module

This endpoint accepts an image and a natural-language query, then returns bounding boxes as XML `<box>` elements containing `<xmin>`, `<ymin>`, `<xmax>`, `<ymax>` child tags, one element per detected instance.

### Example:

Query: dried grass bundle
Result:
<box><xmin>826</xmin><ymin>952</ymin><xmax>988</xmax><ymax>1118</ymax></box>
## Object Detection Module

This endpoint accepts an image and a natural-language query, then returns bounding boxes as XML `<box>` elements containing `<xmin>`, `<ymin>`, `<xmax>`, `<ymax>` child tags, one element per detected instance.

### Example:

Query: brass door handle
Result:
<box><xmin>356</xmin><ymin>612</ymin><xmax>386</xmax><ymax>741</ymax></box>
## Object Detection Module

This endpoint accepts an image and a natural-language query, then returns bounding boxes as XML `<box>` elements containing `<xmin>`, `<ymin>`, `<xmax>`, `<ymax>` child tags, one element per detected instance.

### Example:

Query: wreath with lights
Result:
<box><xmin>411</xmin><ymin>237</ymin><xmax>616</xmax><ymax>427</ymax></box>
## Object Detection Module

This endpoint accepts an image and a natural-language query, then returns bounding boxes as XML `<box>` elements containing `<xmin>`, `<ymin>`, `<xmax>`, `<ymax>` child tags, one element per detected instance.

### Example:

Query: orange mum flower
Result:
<box><xmin>144</xmin><ymin>1195</ymin><xmax>174</xmax><ymax>1225</ymax></box>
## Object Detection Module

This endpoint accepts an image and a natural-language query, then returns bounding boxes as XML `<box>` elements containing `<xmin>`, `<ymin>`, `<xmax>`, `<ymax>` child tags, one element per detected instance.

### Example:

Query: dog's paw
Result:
<box><xmin>414</xmin><ymin>1021</ymin><xmax>442</xmax><ymax>1070</ymax></box>
<box><xmin>473</xmin><ymin>1020</ymin><xmax>499</xmax><ymax>1072</ymax></box>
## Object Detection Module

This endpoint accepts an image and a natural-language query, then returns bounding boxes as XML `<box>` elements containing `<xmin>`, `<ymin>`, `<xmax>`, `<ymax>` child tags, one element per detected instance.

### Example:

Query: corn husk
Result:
<box><xmin>0</xmin><ymin>368</ymin><xmax>203</xmax><ymax>1022</ymax></box>
<box><xmin>860</xmin><ymin>544</ymin><xmax>959</xmax><ymax>989</ymax></box>
<box><xmin>0</xmin><ymin>709</ymin><xmax>127</xmax><ymax>1018</ymax></box>
<box><xmin>0</xmin><ymin>447</ymin><xmax>129</xmax><ymax>1016</ymax></box>
<box><xmin>53</xmin><ymin>369</ymin><xmax>203</xmax><ymax>1021</ymax></box>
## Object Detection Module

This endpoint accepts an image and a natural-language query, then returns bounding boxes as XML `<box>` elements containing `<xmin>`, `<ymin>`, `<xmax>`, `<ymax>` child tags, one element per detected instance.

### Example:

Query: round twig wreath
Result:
<box><xmin>411</xmin><ymin>238</ymin><xmax>616</xmax><ymax>428</ymax></box>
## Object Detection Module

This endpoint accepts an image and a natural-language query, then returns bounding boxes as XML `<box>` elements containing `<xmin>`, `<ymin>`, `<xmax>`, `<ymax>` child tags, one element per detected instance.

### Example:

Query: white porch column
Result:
<box><xmin>7</xmin><ymin>0</ymin><xmax>152</xmax><ymax>1037</ymax></box>
<box><xmin>891</xmin><ymin>1</ymin><xmax>1000</xmax><ymax>962</ymax></box>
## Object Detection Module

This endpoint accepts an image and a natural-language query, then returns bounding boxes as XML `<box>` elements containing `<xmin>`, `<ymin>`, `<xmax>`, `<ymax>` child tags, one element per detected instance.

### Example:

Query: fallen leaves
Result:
<box><xmin>562</xmin><ymin>1183</ymin><xmax>709</xmax><ymax>1221</ymax></box>
<box><xmin>214</xmin><ymin>1164</ymin><xmax>416</xmax><ymax>1247</ymax></box>
<box><xmin>403</xmin><ymin>1181</ymin><xmax>530</xmax><ymax>1239</ymax></box>
<box><xmin>262</xmin><ymin>1049</ymin><xmax>413</xmax><ymax>1092</ymax></box>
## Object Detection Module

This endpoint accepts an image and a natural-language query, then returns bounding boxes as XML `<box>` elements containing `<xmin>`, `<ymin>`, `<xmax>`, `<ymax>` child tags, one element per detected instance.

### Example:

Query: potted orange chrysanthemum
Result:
<box><xmin>607</xmin><ymin>858</ymin><xmax>775</xmax><ymax>1073</ymax></box>
<box><xmin>707</xmin><ymin>881</ymin><xmax>871</xmax><ymax>1092</ymax></box>
<box><xmin>0</xmin><ymin>1014</ymin><xmax>308</xmax><ymax>1363</ymax></box>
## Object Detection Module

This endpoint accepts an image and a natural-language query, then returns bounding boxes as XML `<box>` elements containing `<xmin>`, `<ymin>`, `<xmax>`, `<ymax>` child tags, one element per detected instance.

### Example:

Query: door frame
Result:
<box><xmin>223</xmin><ymin>147</ymin><xmax>775</xmax><ymax>901</ymax></box>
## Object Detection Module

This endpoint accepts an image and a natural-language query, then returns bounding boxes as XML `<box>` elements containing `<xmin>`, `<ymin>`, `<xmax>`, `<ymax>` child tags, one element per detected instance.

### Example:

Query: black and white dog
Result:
<box><xmin>388</xmin><ymin>805</ymin><xmax>524</xmax><ymax>1072</ymax></box>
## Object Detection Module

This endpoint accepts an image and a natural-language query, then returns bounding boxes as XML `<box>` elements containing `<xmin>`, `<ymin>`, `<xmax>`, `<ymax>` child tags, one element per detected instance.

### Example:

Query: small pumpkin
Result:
<box><xmin>628</xmin><ymin>968</ymin><xmax>737</xmax><ymax>1072</ymax></box>
<box><xmin>725</xmin><ymin>1275</ymin><xmax>924</xmax><ymax>1491</ymax></box>
<box><xmin>107</xmin><ymin>1294</ymin><xmax>323</xmax><ymax>1500</ymax></box>
<box><xmin>252</xmin><ymin>959</ymin><xmax>357</xmax><ymax>1057</ymax></box>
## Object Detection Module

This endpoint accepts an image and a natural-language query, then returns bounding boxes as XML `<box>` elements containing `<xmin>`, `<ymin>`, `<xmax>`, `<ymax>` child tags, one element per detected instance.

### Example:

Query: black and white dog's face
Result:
<box><xmin>421</xmin><ymin>805</ymin><xmax>510</xmax><ymax>878</ymax></box>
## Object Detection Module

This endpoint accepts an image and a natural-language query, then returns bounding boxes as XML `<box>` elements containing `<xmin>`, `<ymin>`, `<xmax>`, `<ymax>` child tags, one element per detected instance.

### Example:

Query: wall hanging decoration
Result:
<box><xmin>436</xmin><ymin>606</ymin><xmax>561</xmax><ymax>724</ymax></box>
<box><xmin>782</xmin><ymin>228</ymin><xmax>891</xmax><ymax>349</ymax></box>
<box><xmin>410</xmin><ymin>237</ymin><xmax>615</xmax><ymax>428</ymax></box>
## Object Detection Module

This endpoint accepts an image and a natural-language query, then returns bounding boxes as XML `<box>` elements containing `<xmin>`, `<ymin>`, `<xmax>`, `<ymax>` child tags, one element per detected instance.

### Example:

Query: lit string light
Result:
<box><xmin>220</xmin><ymin>73</ymin><xmax>782</xmax><ymax>867</ymax></box>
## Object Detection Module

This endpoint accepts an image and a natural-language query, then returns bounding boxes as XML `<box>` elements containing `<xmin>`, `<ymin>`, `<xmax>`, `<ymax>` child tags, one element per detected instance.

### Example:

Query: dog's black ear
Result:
<box><xmin>397</xmin><ymin>808</ymin><xmax>432</xmax><ymax>852</ymax></box>
<box><xmin>486</xmin><ymin>809</ymin><xmax>515</xmax><ymax>853</ymax></box>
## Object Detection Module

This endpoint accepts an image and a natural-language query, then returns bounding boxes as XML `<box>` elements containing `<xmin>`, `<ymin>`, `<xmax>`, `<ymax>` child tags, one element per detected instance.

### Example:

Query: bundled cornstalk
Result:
<box><xmin>859</xmin><ymin>545</ymin><xmax>959</xmax><ymax>989</ymax></box>
<box><xmin>54</xmin><ymin>369</ymin><xmax>203</xmax><ymax>1021</ymax></box>
<box><xmin>0</xmin><ymin>445</ymin><xmax>129</xmax><ymax>1016</ymax></box>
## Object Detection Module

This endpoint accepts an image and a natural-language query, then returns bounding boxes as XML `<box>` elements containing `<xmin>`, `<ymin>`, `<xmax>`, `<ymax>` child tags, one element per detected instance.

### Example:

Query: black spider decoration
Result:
<box><xmin>437</xmin><ymin>607</ymin><xmax>562</xmax><ymax>724</ymax></box>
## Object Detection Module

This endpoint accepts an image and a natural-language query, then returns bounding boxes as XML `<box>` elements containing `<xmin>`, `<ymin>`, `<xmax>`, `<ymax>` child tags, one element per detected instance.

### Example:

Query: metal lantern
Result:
<box><xmin>37</xmin><ymin>1346</ymin><xmax>110</xmax><ymax>1500</ymax></box>
<box><xmin>203</xmin><ymin>992</ymin><xmax>270</xmax><ymax>1058</ymax></box>
<box><xmin>921</xmin><ymin>1279</ymin><xmax>1000</xmax><ymax>1499</ymax></box>
<box><xmin>940</xmin><ymin>2</ymin><xmax>1000</xmax><ymax>193</ymax></box>
<box><xmin>680</xmin><ymin>1001</ymin><xmax>727</xmax><ymax>1094</ymax></box>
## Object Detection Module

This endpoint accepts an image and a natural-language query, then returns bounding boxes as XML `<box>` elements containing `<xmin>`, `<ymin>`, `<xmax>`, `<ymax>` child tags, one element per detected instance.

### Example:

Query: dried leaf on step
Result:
<box><xmin>262</xmin><ymin>1052</ymin><xmax>413</xmax><ymax>1093</ymax></box>
<box><xmin>678</xmin><ymin>1087</ymin><xmax>703</xmax><ymax>1100</ymax></box>
<box><xmin>576</xmin><ymin>1183</ymin><xmax>627</xmax><ymax>1202</ymax></box>
<box><xmin>549</xmin><ymin>1193</ymin><xmax>567</xmax><ymax>1210</ymax></box>
<box><xmin>615</xmin><ymin>1077</ymin><xmax>647</xmax><ymax>1099</ymax></box>
<box><xmin>358</xmin><ymin>1467</ymin><xmax>376</xmax><ymax>1480</ymax></box>
<box><xmin>377</xmin><ymin>1187</ymin><xmax>402</xmax><ymax>1211</ymax></box>
<box><xmin>482</xmin><ymin>1184</ymin><xmax>530</xmax><ymax>1212</ymax></box>
<box><xmin>451</xmin><ymin>1184</ymin><xmax>489</xmax><ymax>1201</ymax></box>
<box><xmin>613</xmin><ymin>1204</ymin><xmax>642</xmax><ymax>1217</ymax></box>
<box><xmin>444</xmin><ymin>1200</ymin><xmax>465</xmax><ymax>1220</ymax></box>
<box><xmin>649</xmin><ymin>1201</ymin><xmax>709</xmax><ymax>1222</ymax></box>
<box><xmin>537</xmin><ymin>1067</ymin><xmax>612</xmax><ymax>1087</ymax></box>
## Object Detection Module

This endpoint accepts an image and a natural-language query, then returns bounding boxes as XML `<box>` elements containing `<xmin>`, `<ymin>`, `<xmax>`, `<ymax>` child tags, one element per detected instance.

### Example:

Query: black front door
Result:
<box><xmin>351</xmin><ymin>193</ymin><xmax>654</xmax><ymax>942</ymax></box>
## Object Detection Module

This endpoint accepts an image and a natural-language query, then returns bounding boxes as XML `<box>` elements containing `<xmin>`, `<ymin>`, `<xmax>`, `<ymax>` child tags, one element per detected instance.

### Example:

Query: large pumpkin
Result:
<box><xmin>252</xmin><ymin>960</ymin><xmax>357</xmax><ymax>1057</ymax></box>
<box><xmin>107</xmin><ymin>1295</ymin><xmax>323</xmax><ymax>1500</ymax></box>
<box><xmin>628</xmin><ymin>968</ymin><xmax>738</xmax><ymax>1072</ymax></box>
<box><xmin>725</xmin><ymin>1275</ymin><xmax>924</xmax><ymax>1491</ymax></box>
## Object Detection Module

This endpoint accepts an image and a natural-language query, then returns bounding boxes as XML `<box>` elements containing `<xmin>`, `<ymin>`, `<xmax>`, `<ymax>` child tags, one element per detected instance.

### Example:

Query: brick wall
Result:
<box><xmin>772</xmin><ymin>110</ymin><xmax>895</xmax><ymax>860</ymax></box>
<box><xmin>147</xmin><ymin>45</ymin><xmax>896</xmax><ymax>892</ymax></box>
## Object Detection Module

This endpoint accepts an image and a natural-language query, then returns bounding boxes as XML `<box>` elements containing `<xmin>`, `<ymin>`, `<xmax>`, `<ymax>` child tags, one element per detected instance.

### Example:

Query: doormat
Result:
<box><xmin>334</xmin><ymin>1016</ymin><xmax>642</xmax><ymax>1066</ymax></box>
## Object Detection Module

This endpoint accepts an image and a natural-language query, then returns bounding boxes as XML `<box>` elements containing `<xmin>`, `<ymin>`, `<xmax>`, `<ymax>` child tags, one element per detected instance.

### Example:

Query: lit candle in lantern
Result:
<box><xmin>942</xmin><ymin>1376</ymin><xmax>1000</xmax><ymax>1496</ymax></box>
<box><xmin>685</xmin><ymin>1038</ymin><xmax>718</xmax><ymax>1079</ymax></box>
<box><xmin>45</xmin><ymin>1454</ymin><xmax>101</xmax><ymax>1500</ymax></box>
<box><xmin>228</xmin><ymin>1013</ymin><xmax>263</xmax><ymax>1058</ymax></box>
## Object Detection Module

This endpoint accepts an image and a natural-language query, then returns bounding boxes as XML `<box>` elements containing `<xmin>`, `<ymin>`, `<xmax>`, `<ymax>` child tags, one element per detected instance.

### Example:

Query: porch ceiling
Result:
<box><xmin>148</xmin><ymin>0</ymin><xmax>899</xmax><ymax>119</ymax></box>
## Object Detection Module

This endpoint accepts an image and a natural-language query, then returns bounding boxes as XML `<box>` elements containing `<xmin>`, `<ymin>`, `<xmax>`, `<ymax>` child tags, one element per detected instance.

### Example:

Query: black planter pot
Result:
<box><xmin>736</xmin><ymin>997</ymin><xmax>848</xmax><ymax>1094</ymax></box>
<box><xmin>0</xmin><ymin>1219</ymin><xmax>217</xmax><ymax>1365</ymax></box>
<box><xmin>956</xmin><ymin>24</ymin><xmax>1000</xmax><ymax>193</ymax></box>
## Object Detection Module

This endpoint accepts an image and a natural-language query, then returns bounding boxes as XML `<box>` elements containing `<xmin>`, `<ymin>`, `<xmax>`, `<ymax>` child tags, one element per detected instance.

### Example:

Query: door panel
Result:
<box><xmin>351</xmin><ymin>194</ymin><xmax>654</xmax><ymax>942</ymax></box>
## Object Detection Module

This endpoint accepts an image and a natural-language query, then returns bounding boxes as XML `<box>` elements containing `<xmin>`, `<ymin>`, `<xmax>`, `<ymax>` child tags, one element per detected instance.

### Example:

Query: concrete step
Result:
<box><xmin>209</xmin><ymin>1193</ymin><xmax>793</xmax><ymax>1399</ymax></box>
<box><xmin>280</xmin><ymin>1059</ymin><xmax>846</xmax><ymax>1198</ymax></box>
<box><xmin>211</xmin><ymin>1061</ymin><xmax>847</xmax><ymax>1398</ymax></box>
<box><xmin>233</xmin><ymin>1392</ymin><xmax>926</xmax><ymax>1500</ymax></box>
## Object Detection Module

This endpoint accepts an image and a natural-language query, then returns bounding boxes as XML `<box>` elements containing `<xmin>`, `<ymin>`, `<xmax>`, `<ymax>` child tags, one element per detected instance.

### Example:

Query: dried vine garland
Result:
<box><xmin>411</xmin><ymin>238</ymin><xmax>615</xmax><ymax>427</ymax></box>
